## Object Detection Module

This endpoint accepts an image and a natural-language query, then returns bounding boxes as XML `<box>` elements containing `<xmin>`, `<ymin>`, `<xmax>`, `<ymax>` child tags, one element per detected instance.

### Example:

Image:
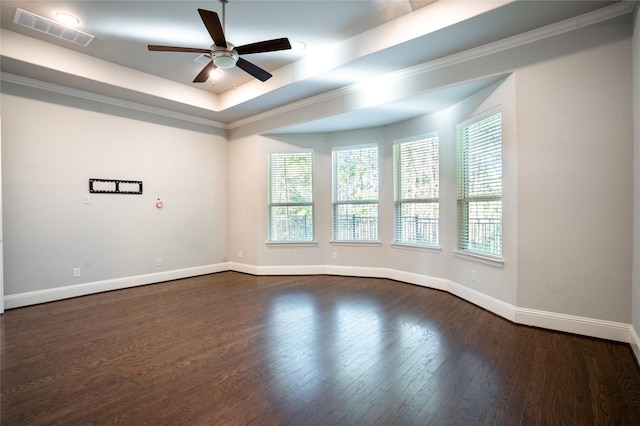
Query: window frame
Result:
<box><xmin>267</xmin><ymin>150</ymin><xmax>315</xmax><ymax>243</ymax></box>
<box><xmin>455</xmin><ymin>108</ymin><xmax>503</xmax><ymax>261</ymax></box>
<box><xmin>331</xmin><ymin>143</ymin><xmax>380</xmax><ymax>243</ymax></box>
<box><xmin>392</xmin><ymin>132</ymin><xmax>440</xmax><ymax>248</ymax></box>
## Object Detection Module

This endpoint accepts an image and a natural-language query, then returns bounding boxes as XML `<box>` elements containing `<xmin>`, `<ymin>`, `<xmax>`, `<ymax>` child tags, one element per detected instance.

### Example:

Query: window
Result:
<box><xmin>393</xmin><ymin>133</ymin><xmax>439</xmax><ymax>246</ymax></box>
<box><xmin>332</xmin><ymin>144</ymin><xmax>379</xmax><ymax>241</ymax></box>
<box><xmin>268</xmin><ymin>152</ymin><xmax>314</xmax><ymax>242</ymax></box>
<box><xmin>456</xmin><ymin>111</ymin><xmax>502</xmax><ymax>258</ymax></box>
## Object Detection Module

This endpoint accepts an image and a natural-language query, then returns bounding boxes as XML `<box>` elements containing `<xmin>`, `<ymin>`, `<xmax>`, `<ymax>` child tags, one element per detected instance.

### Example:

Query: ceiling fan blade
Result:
<box><xmin>148</xmin><ymin>45</ymin><xmax>211</xmax><ymax>54</ymax></box>
<box><xmin>193</xmin><ymin>62</ymin><xmax>215</xmax><ymax>83</ymax></box>
<box><xmin>236</xmin><ymin>38</ymin><xmax>292</xmax><ymax>55</ymax></box>
<box><xmin>236</xmin><ymin>57</ymin><xmax>272</xmax><ymax>82</ymax></box>
<box><xmin>198</xmin><ymin>9</ymin><xmax>226</xmax><ymax>47</ymax></box>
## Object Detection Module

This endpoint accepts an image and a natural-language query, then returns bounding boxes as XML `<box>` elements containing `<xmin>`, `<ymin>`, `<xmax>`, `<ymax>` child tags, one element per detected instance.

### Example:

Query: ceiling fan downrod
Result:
<box><xmin>219</xmin><ymin>0</ymin><xmax>229</xmax><ymax>32</ymax></box>
<box><xmin>213</xmin><ymin>0</ymin><xmax>236</xmax><ymax>69</ymax></box>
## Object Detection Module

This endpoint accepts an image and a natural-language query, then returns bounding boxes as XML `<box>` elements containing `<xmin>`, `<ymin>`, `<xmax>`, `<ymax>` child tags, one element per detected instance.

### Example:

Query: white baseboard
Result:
<box><xmin>228</xmin><ymin>261</ymin><xmax>259</xmax><ymax>275</ymax></box>
<box><xmin>258</xmin><ymin>264</ymin><xmax>326</xmax><ymax>275</ymax></box>
<box><xmin>232</xmin><ymin>263</ymin><xmax>632</xmax><ymax>343</ymax></box>
<box><xmin>380</xmin><ymin>268</ymin><xmax>450</xmax><ymax>292</ymax></box>
<box><xmin>3</xmin><ymin>263</ymin><xmax>228</xmax><ymax>309</ymax></box>
<box><xmin>515</xmin><ymin>307</ymin><xmax>631</xmax><ymax>343</ymax></box>
<box><xmin>447</xmin><ymin>280</ymin><xmax>517</xmax><ymax>322</ymax></box>
<box><xmin>4</xmin><ymin>262</ymin><xmax>634</xmax><ymax>346</ymax></box>
<box><xmin>630</xmin><ymin>326</ymin><xmax>640</xmax><ymax>365</ymax></box>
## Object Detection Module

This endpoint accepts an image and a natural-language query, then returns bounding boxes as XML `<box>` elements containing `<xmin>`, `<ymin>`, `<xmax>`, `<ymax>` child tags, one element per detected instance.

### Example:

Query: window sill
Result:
<box><xmin>330</xmin><ymin>240</ymin><xmax>382</xmax><ymax>247</ymax></box>
<box><xmin>453</xmin><ymin>250</ymin><xmax>504</xmax><ymax>268</ymax></box>
<box><xmin>266</xmin><ymin>241</ymin><xmax>318</xmax><ymax>247</ymax></box>
<box><xmin>391</xmin><ymin>243</ymin><xmax>441</xmax><ymax>254</ymax></box>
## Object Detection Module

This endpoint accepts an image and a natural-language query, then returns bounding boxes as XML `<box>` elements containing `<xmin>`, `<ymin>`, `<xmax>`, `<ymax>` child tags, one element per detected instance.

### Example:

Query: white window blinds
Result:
<box><xmin>332</xmin><ymin>144</ymin><xmax>379</xmax><ymax>241</ymax></box>
<box><xmin>456</xmin><ymin>111</ymin><xmax>502</xmax><ymax>257</ymax></box>
<box><xmin>268</xmin><ymin>152</ymin><xmax>314</xmax><ymax>242</ymax></box>
<box><xmin>393</xmin><ymin>134</ymin><xmax>439</xmax><ymax>246</ymax></box>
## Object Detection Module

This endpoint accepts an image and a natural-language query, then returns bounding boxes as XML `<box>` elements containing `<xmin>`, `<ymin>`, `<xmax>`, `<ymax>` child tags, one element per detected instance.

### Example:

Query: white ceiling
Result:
<box><xmin>0</xmin><ymin>0</ymin><xmax>630</xmax><ymax>133</ymax></box>
<box><xmin>1</xmin><ymin>0</ymin><xmax>437</xmax><ymax>93</ymax></box>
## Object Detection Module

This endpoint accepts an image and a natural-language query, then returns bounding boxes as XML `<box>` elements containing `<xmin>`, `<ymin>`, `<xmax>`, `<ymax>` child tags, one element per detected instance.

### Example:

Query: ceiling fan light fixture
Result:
<box><xmin>212</xmin><ymin>49</ymin><xmax>238</xmax><ymax>69</ymax></box>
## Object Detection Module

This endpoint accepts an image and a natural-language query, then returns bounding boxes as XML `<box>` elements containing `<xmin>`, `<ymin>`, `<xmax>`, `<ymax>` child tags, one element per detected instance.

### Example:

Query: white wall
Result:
<box><xmin>1</xmin><ymin>82</ymin><xmax>228</xmax><ymax>306</ymax></box>
<box><xmin>228</xmin><ymin>14</ymin><xmax>634</xmax><ymax>339</ymax></box>
<box><xmin>632</xmin><ymin>4</ymin><xmax>640</xmax><ymax>357</ymax></box>
<box><xmin>228</xmin><ymin>134</ymin><xmax>260</xmax><ymax>266</ymax></box>
<box><xmin>514</xmin><ymin>25</ymin><xmax>633</xmax><ymax>323</ymax></box>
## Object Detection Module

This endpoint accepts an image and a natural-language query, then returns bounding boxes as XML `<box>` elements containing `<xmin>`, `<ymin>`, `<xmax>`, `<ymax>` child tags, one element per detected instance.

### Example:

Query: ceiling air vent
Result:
<box><xmin>13</xmin><ymin>8</ymin><xmax>95</xmax><ymax>47</ymax></box>
<box><xmin>194</xmin><ymin>54</ymin><xmax>212</xmax><ymax>65</ymax></box>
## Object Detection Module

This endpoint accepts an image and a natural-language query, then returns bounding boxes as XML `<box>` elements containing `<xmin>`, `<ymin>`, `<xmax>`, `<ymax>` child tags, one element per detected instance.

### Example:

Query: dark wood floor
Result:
<box><xmin>2</xmin><ymin>272</ymin><xmax>640</xmax><ymax>425</ymax></box>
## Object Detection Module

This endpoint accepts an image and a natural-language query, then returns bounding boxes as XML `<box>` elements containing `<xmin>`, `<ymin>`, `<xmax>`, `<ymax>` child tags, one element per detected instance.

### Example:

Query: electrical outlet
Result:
<box><xmin>238</xmin><ymin>250</ymin><xmax>243</xmax><ymax>258</ymax></box>
<box><xmin>156</xmin><ymin>257</ymin><xmax>163</xmax><ymax>267</ymax></box>
<box><xmin>332</xmin><ymin>252</ymin><xmax>338</xmax><ymax>260</ymax></box>
<box><xmin>73</xmin><ymin>267</ymin><xmax>81</xmax><ymax>278</ymax></box>
<box><xmin>471</xmin><ymin>270</ymin><xmax>476</xmax><ymax>281</ymax></box>
<box><xmin>83</xmin><ymin>194</ymin><xmax>91</xmax><ymax>204</ymax></box>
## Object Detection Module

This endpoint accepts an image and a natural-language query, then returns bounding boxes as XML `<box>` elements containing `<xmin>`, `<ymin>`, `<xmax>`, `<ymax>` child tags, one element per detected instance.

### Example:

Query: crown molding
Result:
<box><xmin>229</xmin><ymin>0</ymin><xmax>635</xmax><ymax>132</ymax></box>
<box><xmin>2</xmin><ymin>1</ymin><xmax>632</xmax><ymax>134</ymax></box>
<box><xmin>0</xmin><ymin>72</ymin><xmax>228</xmax><ymax>130</ymax></box>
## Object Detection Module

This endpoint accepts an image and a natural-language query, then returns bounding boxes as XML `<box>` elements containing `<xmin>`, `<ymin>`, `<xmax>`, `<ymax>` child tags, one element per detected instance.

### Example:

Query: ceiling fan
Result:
<box><xmin>148</xmin><ymin>0</ymin><xmax>291</xmax><ymax>83</ymax></box>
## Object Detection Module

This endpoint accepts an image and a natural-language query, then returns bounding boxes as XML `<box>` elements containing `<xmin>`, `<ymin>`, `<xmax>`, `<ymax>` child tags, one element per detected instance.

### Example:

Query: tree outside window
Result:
<box><xmin>332</xmin><ymin>145</ymin><xmax>379</xmax><ymax>241</ymax></box>
<box><xmin>456</xmin><ymin>111</ymin><xmax>502</xmax><ymax>258</ymax></box>
<box><xmin>268</xmin><ymin>152</ymin><xmax>314</xmax><ymax>242</ymax></box>
<box><xmin>393</xmin><ymin>133</ymin><xmax>439</xmax><ymax>246</ymax></box>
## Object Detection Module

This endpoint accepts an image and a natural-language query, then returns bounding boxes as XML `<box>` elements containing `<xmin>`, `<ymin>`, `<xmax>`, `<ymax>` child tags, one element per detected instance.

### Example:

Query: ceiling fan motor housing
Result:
<box><xmin>211</xmin><ymin>45</ymin><xmax>239</xmax><ymax>69</ymax></box>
